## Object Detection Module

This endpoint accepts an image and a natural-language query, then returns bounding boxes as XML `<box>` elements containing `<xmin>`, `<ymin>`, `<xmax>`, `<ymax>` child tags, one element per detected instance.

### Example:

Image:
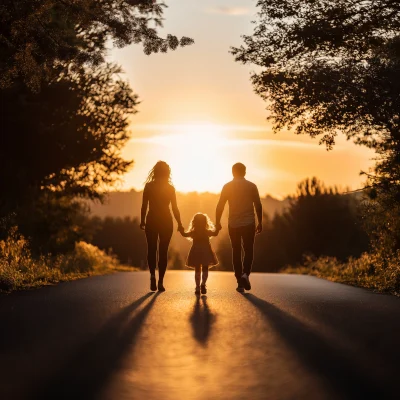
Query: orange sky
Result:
<box><xmin>110</xmin><ymin>0</ymin><xmax>374</xmax><ymax>197</ymax></box>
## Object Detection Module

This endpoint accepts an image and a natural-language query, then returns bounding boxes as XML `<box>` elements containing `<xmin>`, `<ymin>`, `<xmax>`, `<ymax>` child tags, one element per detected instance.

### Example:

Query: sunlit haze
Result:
<box><xmin>111</xmin><ymin>0</ymin><xmax>374</xmax><ymax>197</ymax></box>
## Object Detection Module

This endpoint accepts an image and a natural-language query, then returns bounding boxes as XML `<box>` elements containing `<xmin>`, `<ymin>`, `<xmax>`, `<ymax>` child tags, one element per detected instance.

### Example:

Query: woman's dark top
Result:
<box><xmin>142</xmin><ymin>181</ymin><xmax>176</xmax><ymax>229</ymax></box>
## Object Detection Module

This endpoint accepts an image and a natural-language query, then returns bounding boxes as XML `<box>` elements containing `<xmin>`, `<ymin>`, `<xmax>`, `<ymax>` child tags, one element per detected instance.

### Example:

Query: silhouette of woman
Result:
<box><xmin>140</xmin><ymin>161</ymin><xmax>184</xmax><ymax>291</ymax></box>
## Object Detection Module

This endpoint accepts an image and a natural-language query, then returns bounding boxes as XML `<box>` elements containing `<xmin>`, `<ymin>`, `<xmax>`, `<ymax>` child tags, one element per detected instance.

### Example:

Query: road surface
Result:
<box><xmin>0</xmin><ymin>271</ymin><xmax>399</xmax><ymax>400</ymax></box>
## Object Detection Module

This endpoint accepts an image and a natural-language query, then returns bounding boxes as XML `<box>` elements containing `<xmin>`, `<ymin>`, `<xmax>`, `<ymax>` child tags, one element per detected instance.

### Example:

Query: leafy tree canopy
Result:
<box><xmin>0</xmin><ymin>63</ymin><xmax>137</xmax><ymax>215</ymax></box>
<box><xmin>0</xmin><ymin>0</ymin><xmax>194</xmax><ymax>90</ymax></box>
<box><xmin>232</xmin><ymin>0</ymin><xmax>400</xmax><ymax>150</ymax></box>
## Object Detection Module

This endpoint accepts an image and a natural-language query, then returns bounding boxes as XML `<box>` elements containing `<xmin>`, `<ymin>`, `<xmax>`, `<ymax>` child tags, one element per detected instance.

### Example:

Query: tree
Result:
<box><xmin>0</xmin><ymin>0</ymin><xmax>194</xmax><ymax>90</ymax></box>
<box><xmin>14</xmin><ymin>194</ymin><xmax>93</xmax><ymax>254</ymax></box>
<box><xmin>232</xmin><ymin>0</ymin><xmax>400</xmax><ymax>149</ymax></box>
<box><xmin>0</xmin><ymin>64</ymin><xmax>138</xmax><ymax>216</ymax></box>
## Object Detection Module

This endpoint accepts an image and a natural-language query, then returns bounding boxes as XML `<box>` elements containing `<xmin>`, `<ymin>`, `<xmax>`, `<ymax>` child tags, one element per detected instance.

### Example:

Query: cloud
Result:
<box><xmin>206</xmin><ymin>6</ymin><xmax>250</xmax><ymax>16</ymax></box>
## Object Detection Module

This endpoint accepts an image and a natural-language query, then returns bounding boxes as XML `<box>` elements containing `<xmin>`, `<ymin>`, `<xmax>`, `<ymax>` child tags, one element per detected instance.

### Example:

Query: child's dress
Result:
<box><xmin>186</xmin><ymin>230</ymin><xmax>219</xmax><ymax>268</ymax></box>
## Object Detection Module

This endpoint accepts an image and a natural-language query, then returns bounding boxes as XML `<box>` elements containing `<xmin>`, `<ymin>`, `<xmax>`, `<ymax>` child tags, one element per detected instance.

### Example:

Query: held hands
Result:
<box><xmin>213</xmin><ymin>222</ymin><xmax>222</xmax><ymax>236</ymax></box>
<box><xmin>177</xmin><ymin>224</ymin><xmax>185</xmax><ymax>234</ymax></box>
<box><xmin>256</xmin><ymin>223</ymin><xmax>263</xmax><ymax>235</ymax></box>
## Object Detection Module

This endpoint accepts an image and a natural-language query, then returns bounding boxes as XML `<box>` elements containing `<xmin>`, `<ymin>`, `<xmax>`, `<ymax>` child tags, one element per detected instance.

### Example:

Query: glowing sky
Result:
<box><xmin>110</xmin><ymin>0</ymin><xmax>374</xmax><ymax>197</ymax></box>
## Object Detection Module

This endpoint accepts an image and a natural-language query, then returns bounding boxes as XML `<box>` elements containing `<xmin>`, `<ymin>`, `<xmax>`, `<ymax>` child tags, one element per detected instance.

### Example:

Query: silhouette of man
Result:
<box><xmin>216</xmin><ymin>163</ymin><xmax>262</xmax><ymax>292</ymax></box>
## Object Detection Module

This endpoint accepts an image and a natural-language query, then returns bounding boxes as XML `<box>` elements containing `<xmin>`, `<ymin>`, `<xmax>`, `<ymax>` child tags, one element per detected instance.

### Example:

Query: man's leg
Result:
<box><xmin>241</xmin><ymin>224</ymin><xmax>256</xmax><ymax>290</ymax></box>
<box><xmin>242</xmin><ymin>224</ymin><xmax>256</xmax><ymax>276</ymax></box>
<box><xmin>228</xmin><ymin>226</ymin><xmax>243</xmax><ymax>284</ymax></box>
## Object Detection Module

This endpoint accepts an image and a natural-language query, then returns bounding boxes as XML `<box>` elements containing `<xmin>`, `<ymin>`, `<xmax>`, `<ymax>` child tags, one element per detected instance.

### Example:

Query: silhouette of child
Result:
<box><xmin>180</xmin><ymin>213</ymin><xmax>219</xmax><ymax>294</ymax></box>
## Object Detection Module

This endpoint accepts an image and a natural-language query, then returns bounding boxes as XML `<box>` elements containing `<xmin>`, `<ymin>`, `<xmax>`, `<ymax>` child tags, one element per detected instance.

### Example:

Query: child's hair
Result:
<box><xmin>187</xmin><ymin>213</ymin><xmax>215</xmax><ymax>238</ymax></box>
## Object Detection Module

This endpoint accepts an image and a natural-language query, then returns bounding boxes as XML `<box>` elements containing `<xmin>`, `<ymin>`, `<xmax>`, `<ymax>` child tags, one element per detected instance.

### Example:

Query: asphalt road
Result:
<box><xmin>0</xmin><ymin>271</ymin><xmax>399</xmax><ymax>400</ymax></box>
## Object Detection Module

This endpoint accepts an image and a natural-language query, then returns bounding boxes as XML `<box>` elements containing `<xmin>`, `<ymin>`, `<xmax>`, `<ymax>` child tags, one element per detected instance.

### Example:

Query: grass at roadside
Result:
<box><xmin>0</xmin><ymin>228</ymin><xmax>138</xmax><ymax>293</ymax></box>
<box><xmin>283</xmin><ymin>253</ymin><xmax>400</xmax><ymax>296</ymax></box>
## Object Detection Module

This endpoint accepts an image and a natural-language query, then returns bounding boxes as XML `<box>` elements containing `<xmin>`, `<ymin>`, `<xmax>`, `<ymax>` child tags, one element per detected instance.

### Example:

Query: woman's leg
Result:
<box><xmin>158</xmin><ymin>224</ymin><xmax>173</xmax><ymax>282</ymax></box>
<box><xmin>201</xmin><ymin>265</ymin><xmax>209</xmax><ymax>285</ymax></box>
<box><xmin>145</xmin><ymin>227</ymin><xmax>158</xmax><ymax>276</ymax></box>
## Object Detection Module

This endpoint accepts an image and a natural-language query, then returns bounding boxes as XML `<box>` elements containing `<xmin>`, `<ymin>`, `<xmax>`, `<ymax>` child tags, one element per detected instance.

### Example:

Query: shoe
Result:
<box><xmin>201</xmin><ymin>284</ymin><xmax>207</xmax><ymax>294</ymax></box>
<box><xmin>236</xmin><ymin>285</ymin><xmax>245</xmax><ymax>293</ymax></box>
<box><xmin>241</xmin><ymin>274</ymin><xmax>251</xmax><ymax>291</ymax></box>
<box><xmin>195</xmin><ymin>286</ymin><xmax>201</xmax><ymax>294</ymax></box>
<box><xmin>158</xmin><ymin>281</ymin><xmax>165</xmax><ymax>292</ymax></box>
<box><xmin>150</xmin><ymin>275</ymin><xmax>156</xmax><ymax>291</ymax></box>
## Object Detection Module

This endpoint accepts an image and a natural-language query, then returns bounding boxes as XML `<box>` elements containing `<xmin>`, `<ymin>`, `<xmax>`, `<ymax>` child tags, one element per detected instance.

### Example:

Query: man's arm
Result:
<box><xmin>254</xmin><ymin>185</ymin><xmax>263</xmax><ymax>234</ymax></box>
<box><xmin>215</xmin><ymin>185</ymin><xmax>228</xmax><ymax>230</ymax></box>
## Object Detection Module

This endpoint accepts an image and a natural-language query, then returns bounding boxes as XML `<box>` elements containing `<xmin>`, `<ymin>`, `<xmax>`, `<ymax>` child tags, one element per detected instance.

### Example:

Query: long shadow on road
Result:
<box><xmin>190</xmin><ymin>295</ymin><xmax>216</xmax><ymax>346</ymax></box>
<box><xmin>242</xmin><ymin>293</ymin><xmax>394</xmax><ymax>400</ymax></box>
<box><xmin>32</xmin><ymin>292</ymin><xmax>159</xmax><ymax>400</ymax></box>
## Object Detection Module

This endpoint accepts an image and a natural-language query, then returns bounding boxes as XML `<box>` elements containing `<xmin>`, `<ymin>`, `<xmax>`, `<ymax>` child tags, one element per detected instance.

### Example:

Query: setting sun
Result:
<box><xmin>150</xmin><ymin>123</ymin><xmax>231</xmax><ymax>192</ymax></box>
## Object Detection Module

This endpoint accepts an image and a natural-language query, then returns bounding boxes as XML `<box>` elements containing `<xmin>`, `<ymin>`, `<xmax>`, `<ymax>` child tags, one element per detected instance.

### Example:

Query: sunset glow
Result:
<box><xmin>158</xmin><ymin>125</ymin><xmax>231</xmax><ymax>192</ymax></box>
<box><xmin>112</xmin><ymin>0</ymin><xmax>374</xmax><ymax>197</ymax></box>
<box><xmin>130</xmin><ymin>123</ymin><xmax>232</xmax><ymax>192</ymax></box>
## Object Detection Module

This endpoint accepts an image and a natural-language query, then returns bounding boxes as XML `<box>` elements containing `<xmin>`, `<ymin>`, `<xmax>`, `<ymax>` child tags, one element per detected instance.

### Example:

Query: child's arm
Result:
<box><xmin>207</xmin><ymin>229</ymin><xmax>220</xmax><ymax>237</ymax></box>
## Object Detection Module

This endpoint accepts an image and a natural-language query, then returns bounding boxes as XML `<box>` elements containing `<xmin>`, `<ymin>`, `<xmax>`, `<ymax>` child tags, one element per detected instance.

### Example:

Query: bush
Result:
<box><xmin>0</xmin><ymin>227</ymin><xmax>121</xmax><ymax>292</ymax></box>
<box><xmin>284</xmin><ymin>252</ymin><xmax>400</xmax><ymax>296</ymax></box>
<box><xmin>0</xmin><ymin>227</ymin><xmax>62</xmax><ymax>291</ymax></box>
<box><xmin>57</xmin><ymin>242</ymin><xmax>119</xmax><ymax>273</ymax></box>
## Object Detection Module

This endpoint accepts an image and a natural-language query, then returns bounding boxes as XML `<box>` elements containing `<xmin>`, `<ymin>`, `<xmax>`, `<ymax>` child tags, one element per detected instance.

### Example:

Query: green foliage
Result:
<box><xmin>7</xmin><ymin>194</ymin><xmax>92</xmax><ymax>255</ymax></box>
<box><xmin>0</xmin><ymin>227</ymin><xmax>61</xmax><ymax>291</ymax></box>
<box><xmin>58</xmin><ymin>241</ymin><xmax>119</xmax><ymax>273</ymax></box>
<box><xmin>361</xmin><ymin>192</ymin><xmax>400</xmax><ymax>258</ymax></box>
<box><xmin>0</xmin><ymin>64</ymin><xmax>137</xmax><ymax>213</ymax></box>
<box><xmin>0</xmin><ymin>0</ymin><xmax>194</xmax><ymax>90</ymax></box>
<box><xmin>232</xmin><ymin>0</ymin><xmax>400</xmax><ymax>149</ymax></box>
<box><xmin>0</xmin><ymin>227</ymin><xmax>122</xmax><ymax>292</ymax></box>
<box><xmin>284</xmin><ymin>252</ymin><xmax>400</xmax><ymax>296</ymax></box>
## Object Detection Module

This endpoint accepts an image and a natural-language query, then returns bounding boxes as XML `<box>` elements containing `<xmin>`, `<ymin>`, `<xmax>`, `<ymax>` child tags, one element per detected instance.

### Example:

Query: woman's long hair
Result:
<box><xmin>188</xmin><ymin>213</ymin><xmax>215</xmax><ymax>234</ymax></box>
<box><xmin>145</xmin><ymin>161</ymin><xmax>172</xmax><ymax>184</ymax></box>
